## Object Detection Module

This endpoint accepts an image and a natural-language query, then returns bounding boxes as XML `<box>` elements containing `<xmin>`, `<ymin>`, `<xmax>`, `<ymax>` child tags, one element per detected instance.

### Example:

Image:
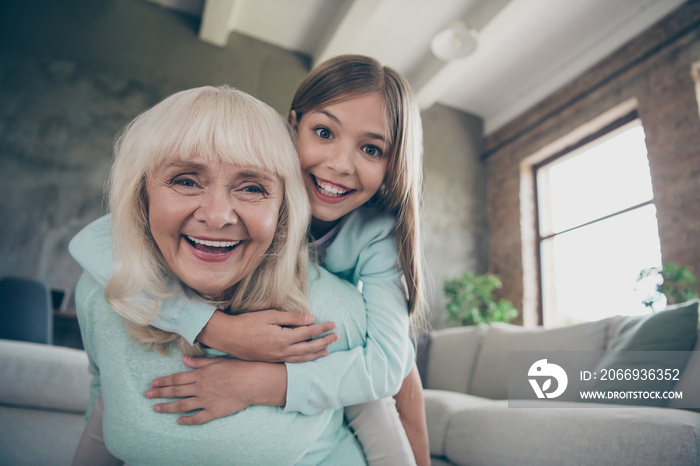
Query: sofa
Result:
<box><xmin>418</xmin><ymin>300</ymin><xmax>700</xmax><ymax>466</ymax></box>
<box><xmin>1</xmin><ymin>301</ymin><xmax>699</xmax><ymax>466</ymax></box>
<box><xmin>0</xmin><ymin>339</ymin><xmax>91</xmax><ymax>466</ymax></box>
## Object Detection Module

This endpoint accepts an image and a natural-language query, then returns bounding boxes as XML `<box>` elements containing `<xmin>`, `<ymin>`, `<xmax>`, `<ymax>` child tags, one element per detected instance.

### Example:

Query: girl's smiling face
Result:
<box><xmin>293</xmin><ymin>92</ymin><xmax>390</xmax><ymax>237</ymax></box>
<box><xmin>146</xmin><ymin>157</ymin><xmax>283</xmax><ymax>299</ymax></box>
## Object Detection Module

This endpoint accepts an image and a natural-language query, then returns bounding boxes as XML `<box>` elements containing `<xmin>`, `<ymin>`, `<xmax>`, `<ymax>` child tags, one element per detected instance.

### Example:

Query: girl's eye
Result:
<box><xmin>362</xmin><ymin>145</ymin><xmax>383</xmax><ymax>158</ymax></box>
<box><xmin>314</xmin><ymin>127</ymin><xmax>333</xmax><ymax>140</ymax></box>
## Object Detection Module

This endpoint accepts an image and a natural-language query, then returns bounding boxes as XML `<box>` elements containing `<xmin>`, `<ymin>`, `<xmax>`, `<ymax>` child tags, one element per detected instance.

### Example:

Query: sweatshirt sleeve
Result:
<box><xmin>74</xmin><ymin>273</ymin><xmax>102</xmax><ymax>419</ymax></box>
<box><xmin>68</xmin><ymin>215</ymin><xmax>216</xmax><ymax>345</ymax></box>
<box><xmin>284</xmin><ymin>208</ymin><xmax>415</xmax><ymax>415</ymax></box>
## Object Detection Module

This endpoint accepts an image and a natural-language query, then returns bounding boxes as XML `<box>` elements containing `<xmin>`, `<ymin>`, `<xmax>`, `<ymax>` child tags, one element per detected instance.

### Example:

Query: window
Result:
<box><xmin>535</xmin><ymin>115</ymin><xmax>662</xmax><ymax>327</ymax></box>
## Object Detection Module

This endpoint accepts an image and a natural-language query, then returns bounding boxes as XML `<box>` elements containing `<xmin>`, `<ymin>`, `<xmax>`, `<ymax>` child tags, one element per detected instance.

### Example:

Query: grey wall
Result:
<box><xmin>422</xmin><ymin>105</ymin><xmax>488</xmax><ymax>327</ymax></box>
<box><xmin>0</xmin><ymin>0</ymin><xmax>488</xmax><ymax>325</ymax></box>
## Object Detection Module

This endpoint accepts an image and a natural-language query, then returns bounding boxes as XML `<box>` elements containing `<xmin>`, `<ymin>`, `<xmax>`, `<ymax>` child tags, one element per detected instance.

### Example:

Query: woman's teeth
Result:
<box><xmin>315</xmin><ymin>178</ymin><xmax>349</xmax><ymax>197</ymax></box>
<box><xmin>187</xmin><ymin>236</ymin><xmax>239</xmax><ymax>248</ymax></box>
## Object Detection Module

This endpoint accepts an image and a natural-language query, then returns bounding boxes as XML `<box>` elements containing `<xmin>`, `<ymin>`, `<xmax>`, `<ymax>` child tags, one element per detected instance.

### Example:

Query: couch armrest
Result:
<box><xmin>423</xmin><ymin>389</ymin><xmax>494</xmax><ymax>458</ymax></box>
<box><xmin>0</xmin><ymin>339</ymin><xmax>91</xmax><ymax>413</ymax></box>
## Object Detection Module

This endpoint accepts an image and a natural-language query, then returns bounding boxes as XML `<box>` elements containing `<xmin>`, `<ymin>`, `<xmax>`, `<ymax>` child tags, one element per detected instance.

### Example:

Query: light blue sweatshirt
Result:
<box><xmin>69</xmin><ymin>207</ymin><xmax>414</xmax><ymax>416</ymax></box>
<box><xmin>76</xmin><ymin>267</ymin><xmax>370</xmax><ymax>465</ymax></box>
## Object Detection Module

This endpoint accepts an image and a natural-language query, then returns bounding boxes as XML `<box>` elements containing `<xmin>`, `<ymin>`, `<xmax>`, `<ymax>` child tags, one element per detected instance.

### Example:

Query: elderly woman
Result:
<box><xmin>72</xmin><ymin>86</ymin><xmax>368</xmax><ymax>465</ymax></box>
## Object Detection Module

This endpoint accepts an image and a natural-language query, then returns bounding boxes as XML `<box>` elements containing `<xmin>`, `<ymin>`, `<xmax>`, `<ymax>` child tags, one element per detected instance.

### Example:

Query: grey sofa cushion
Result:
<box><xmin>470</xmin><ymin>319</ymin><xmax>610</xmax><ymax>399</ymax></box>
<box><xmin>585</xmin><ymin>301</ymin><xmax>699</xmax><ymax>407</ymax></box>
<box><xmin>0</xmin><ymin>339</ymin><xmax>92</xmax><ymax>466</ymax></box>
<box><xmin>444</xmin><ymin>402</ymin><xmax>700</xmax><ymax>466</ymax></box>
<box><xmin>0</xmin><ymin>405</ymin><xmax>86</xmax><ymax>466</ymax></box>
<box><xmin>425</xmin><ymin>325</ymin><xmax>486</xmax><ymax>394</ymax></box>
<box><xmin>668</xmin><ymin>331</ymin><xmax>700</xmax><ymax>410</ymax></box>
<box><xmin>0</xmin><ymin>339</ymin><xmax>91</xmax><ymax>412</ymax></box>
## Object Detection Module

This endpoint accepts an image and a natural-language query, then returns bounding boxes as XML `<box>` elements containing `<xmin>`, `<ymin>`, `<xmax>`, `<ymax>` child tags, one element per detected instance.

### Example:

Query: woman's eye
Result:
<box><xmin>242</xmin><ymin>184</ymin><xmax>266</xmax><ymax>195</ymax></box>
<box><xmin>314</xmin><ymin>127</ymin><xmax>333</xmax><ymax>140</ymax></box>
<box><xmin>172</xmin><ymin>176</ymin><xmax>198</xmax><ymax>188</ymax></box>
<box><xmin>363</xmin><ymin>145</ymin><xmax>383</xmax><ymax>158</ymax></box>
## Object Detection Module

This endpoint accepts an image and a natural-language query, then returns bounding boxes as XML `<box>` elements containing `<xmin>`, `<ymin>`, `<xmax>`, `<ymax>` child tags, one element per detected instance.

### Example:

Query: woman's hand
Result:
<box><xmin>146</xmin><ymin>356</ymin><xmax>287</xmax><ymax>425</ymax></box>
<box><xmin>197</xmin><ymin>310</ymin><xmax>338</xmax><ymax>362</ymax></box>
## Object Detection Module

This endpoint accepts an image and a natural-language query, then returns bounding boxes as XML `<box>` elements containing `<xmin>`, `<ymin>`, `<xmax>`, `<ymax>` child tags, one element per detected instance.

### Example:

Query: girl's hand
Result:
<box><xmin>146</xmin><ymin>356</ymin><xmax>287</xmax><ymax>425</ymax></box>
<box><xmin>197</xmin><ymin>310</ymin><xmax>338</xmax><ymax>363</ymax></box>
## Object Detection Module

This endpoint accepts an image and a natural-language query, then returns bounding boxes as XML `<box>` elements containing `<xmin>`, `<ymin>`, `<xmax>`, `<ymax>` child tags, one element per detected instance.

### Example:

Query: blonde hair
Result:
<box><xmin>290</xmin><ymin>55</ymin><xmax>427</xmax><ymax>326</ymax></box>
<box><xmin>106</xmin><ymin>86</ymin><xmax>311</xmax><ymax>354</ymax></box>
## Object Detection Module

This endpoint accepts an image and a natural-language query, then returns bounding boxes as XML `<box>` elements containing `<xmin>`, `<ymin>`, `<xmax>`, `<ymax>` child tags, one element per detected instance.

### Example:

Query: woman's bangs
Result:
<box><xmin>140</xmin><ymin>87</ymin><xmax>294</xmax><ymax>181</ymax></box>
<box><xmin>212</xmin><ymin>110</ymin><xmax>296</xmax><ymax>181</ymax></box>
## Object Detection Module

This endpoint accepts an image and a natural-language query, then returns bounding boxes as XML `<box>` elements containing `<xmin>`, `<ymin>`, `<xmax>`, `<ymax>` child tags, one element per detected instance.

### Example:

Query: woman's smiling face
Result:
<box><xmin>146</xmin><ymin>157</ymin><xmax>283</xmax><ymax>299</ymax></box>
<box><xmin>294</xmin><ymin>92</ymin><xmax>390</xmax><ymax>236</ymax></box>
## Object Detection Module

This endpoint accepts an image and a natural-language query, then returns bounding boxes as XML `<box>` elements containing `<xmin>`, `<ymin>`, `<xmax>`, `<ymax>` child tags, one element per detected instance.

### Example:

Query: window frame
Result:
<box><xmin>532</xmin><ymin>110</ymin><xmax>657</xmax><ymax>326</ymax></box>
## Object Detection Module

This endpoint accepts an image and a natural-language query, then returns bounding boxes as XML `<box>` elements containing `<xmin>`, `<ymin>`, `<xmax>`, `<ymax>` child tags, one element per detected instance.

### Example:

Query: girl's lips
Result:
<box><xmin>310</xmin><ymin>175</ymin><xmax>354</xmax><ymax>204</ymax></box>
<box><xmin>183</xmin><ymin>235</ymin><xmax>239</xmax><ymax>263</ymax></box>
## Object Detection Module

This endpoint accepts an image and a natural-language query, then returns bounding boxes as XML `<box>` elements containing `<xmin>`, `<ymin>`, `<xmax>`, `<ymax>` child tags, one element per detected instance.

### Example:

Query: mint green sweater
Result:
<box><xmin>70</xmin><ymin>208</ymin><xmax>414</xmax><ymax>416</ymax></box>
<box><xmin>76</xmin><ymin>266</ymin><xmax>368</xmax><ymax>465</ymax></box>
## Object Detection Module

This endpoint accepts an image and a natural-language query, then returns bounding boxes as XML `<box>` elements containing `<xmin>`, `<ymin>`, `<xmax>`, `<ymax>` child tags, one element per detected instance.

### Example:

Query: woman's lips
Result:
<box><xmin>183</xmin><ymin>235</ymin><xmax>240</xmax><ymax>262</ymax></box>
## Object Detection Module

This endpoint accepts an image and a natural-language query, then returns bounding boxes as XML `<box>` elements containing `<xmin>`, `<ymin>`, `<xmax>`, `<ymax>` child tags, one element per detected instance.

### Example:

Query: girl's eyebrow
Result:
<box><xmin>317</xmin><ymin>110</ymin><xmax>387</xmax><ymax>143</ymax></box>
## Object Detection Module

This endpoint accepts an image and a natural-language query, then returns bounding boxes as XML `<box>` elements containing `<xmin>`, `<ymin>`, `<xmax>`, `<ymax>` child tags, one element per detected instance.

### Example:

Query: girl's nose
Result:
<box><xmin>326</xmin><ymin>143</ymin><xmax>354</xmax><ymax>175</ymax></box>
<box><xmin>193</xmin><ymin>189</ymin><xmax>239</xmax><ymax>229</ymax></box>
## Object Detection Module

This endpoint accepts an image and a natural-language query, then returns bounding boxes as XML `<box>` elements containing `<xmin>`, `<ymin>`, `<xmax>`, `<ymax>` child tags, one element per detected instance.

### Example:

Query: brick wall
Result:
<box><xmin>485</xmin><ymin>0</ymin><xmax>700</xmax><ymax>324</ymax></box>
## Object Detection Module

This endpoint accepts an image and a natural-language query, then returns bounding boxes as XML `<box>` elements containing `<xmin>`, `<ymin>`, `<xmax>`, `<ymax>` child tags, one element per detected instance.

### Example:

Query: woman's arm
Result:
<box><xmin>72</xmin><ymin>273</ymin><xmax>122</xmax><ymax>466</ymax></box>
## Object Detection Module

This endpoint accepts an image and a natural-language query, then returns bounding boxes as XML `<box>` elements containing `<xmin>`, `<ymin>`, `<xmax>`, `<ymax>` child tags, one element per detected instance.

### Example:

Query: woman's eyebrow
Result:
<box><xmin>236</xmin><ymin>169</ymin><xmax>278</xmax><ymax>183</ymax></box>
<box><xmin>161</xmin><ymin>160</ymin><xmax>207</xmax><ymax>171</ymax></box>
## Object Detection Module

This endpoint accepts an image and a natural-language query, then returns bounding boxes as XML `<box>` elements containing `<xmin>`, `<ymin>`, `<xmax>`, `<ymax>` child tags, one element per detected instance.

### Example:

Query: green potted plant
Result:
<box><xmin>444</xmin><ymin>271</ymin><xmax>518</xmax><ymax>326</ymax></box>
<box><xmin>637</xmin><ymin>263</ymin><xmax>699</xmax><ymax>311</ymax></box>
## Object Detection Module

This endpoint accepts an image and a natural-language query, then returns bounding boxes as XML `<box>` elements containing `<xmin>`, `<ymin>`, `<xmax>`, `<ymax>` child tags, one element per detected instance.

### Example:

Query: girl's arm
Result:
<box><xmin>284</xmin><ymin>207</ymin><xmax>415</xmax><ymax>414</ymax></box>
<box><xmin>197</xmin><ymin>310</ymin><xmax>336</xmax><ymax>363</ymax></box>
<box><xmin>147</xmin><ymin>356</ymin><xmax>287</xmax><ymax>425</ymax></box>
<box><xmin>151</xmin><ymin>209</ymin><xmax>416</xmax><ymax>418</ymax></box>
<box><xmin>148</xmin><ymin>266</ymin><xmax>371</xmax><ymax>424</ymax></box>
<box><xmin>69</xmin><ymin>215</ymin><xmax>335</xmax><ymax>362</ymax></box>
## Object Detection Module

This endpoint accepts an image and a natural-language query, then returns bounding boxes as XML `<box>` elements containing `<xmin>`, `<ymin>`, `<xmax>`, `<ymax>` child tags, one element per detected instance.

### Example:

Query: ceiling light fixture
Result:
<box><xmin>430</xmin><ymin>21</ymin><xmax>478</xmax><ymax>61</ymax></box>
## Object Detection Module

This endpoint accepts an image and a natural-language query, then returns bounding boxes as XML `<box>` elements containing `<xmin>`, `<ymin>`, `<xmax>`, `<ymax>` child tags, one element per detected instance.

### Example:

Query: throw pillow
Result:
<box><xmin>584</xmin><ymin>300</ymin><xmax>698</xmax><ymax>406</ymax></box>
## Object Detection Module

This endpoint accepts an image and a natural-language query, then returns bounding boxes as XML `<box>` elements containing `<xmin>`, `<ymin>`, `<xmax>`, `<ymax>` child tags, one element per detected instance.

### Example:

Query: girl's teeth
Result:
<box><xmin>316</xmin><ymin>179</ymin><xmax>349</xmax><ymax>196</ymax></box>
<box><xmin>187</xmin><ymin>236</ymin><xmax>239</xmax><ymax>248</ymax></box>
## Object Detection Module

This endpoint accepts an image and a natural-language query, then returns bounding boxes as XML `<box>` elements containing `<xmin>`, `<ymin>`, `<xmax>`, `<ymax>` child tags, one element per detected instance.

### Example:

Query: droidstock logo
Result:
<box><xmin>528</xmin><ymin>359</ymin><xmax>568</xmax><ymax>399</ymax></box>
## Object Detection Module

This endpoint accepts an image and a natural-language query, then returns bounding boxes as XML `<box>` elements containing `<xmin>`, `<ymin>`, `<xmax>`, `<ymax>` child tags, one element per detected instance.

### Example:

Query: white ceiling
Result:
<box><xmin>148</xmin><ymin>0</ymin><xmax>686</xmax><ymax>135</ymax></box>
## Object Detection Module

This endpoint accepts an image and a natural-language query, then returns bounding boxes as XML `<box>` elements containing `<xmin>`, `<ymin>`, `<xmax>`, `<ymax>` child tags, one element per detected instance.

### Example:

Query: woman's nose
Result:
<box><xmin>194</xmin><ymin>189</ymin><xmax>239</xmax><ymax>229</ymax></box>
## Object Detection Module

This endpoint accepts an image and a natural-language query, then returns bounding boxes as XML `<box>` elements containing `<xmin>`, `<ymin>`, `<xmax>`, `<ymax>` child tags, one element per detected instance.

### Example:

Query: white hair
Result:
<box><xmin>105</xmin><ymin>86</ymin><xmax>310</xmax><ymax>354</ymax></box>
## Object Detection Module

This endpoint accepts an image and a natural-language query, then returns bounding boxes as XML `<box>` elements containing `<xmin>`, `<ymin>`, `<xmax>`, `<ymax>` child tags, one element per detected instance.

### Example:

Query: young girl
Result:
<box><xmin>71</xmin><ymin>55</ymin><xmax>429</xmax><ymax>465</ymax></box>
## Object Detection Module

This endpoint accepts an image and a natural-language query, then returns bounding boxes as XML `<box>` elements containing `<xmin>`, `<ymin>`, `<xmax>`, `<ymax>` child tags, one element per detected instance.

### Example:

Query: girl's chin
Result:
<box><xmin>311</xmin><ymin>210</ymin><xmax>345</xmax><ymax>225</ymax></box>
